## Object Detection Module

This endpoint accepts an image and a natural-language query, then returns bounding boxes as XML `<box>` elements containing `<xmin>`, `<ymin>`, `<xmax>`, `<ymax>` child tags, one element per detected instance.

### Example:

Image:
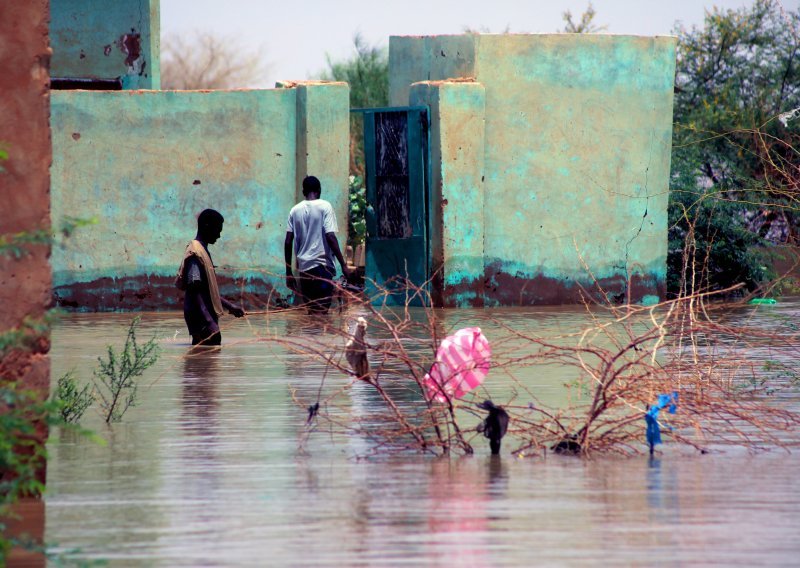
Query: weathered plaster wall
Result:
<box><xmin>0</xmin><ymin>1</ymin><xmax>51</xmax><ymax>563</ymax></box>
<box><xmin>51</xmin><ymin>83</ymin><xmax>349</xmax><ymax>310</ymax></box>
<box><xmin>51</xmin><ymin>0</ymin><xmax>160</xmax><ymax>89</ymax></box>
<box><xmin>410</xmin><ymin>81</ymin><xmax>486</xmax><ymax>307</ymax></box>
<box><xmin>390</xmin><ymin>34</ymin><xmax>676</xmax><ymax>305</ymax></box>
<box><xmin>390</xmin><ymin>35</ymin><xmax>477</xmax><ymax>107</ymax></box>
<box><xmin>293</xmin><ymin>82</ymin><xmax>350</xmax><ymax>223</ymax></box>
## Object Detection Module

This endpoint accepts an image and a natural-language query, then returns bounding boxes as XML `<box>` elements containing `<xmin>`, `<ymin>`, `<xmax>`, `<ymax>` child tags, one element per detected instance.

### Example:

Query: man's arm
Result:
<box><xmin>221</xmin><ymin>297</ymin><xmax>244</xmax><ymax>317</ymax></box>
<box><xmin>284</xmin><ymin>231</ymin><xmax>297</xmax><ymax>291</ymax></box>
<box><xmin>326</xmin><ymin>232</ymin><xmax>353</xmax><ymax>279</ymax></box>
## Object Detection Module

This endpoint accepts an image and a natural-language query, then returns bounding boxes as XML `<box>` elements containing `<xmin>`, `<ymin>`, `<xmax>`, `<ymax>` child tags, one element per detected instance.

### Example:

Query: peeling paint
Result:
<box><xmin>118</xmin><ymin>31</ymin><xmax>144</xmax><ymax>75</ymax></box>
<box><xmin>482</xmin><ymin>261</ymin><xmax>663</xmax><ymax>306</ymax></box>
<box><xmin>53</xmin><ymin>274</ymin><xmax>289</xmax><ymax>312</ymax></box>
<box><xmin>50</xmin><ymin>0</ymin><xmax>160</xmax><ymax>89</ymax></box>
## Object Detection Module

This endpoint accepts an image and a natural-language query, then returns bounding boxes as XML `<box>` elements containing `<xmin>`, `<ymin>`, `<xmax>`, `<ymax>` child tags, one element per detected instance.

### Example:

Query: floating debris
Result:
<box><xmin>476</xmin><ymin>400</ymin><xmax>509</xmax><ymax>455</ymax></box>
<box><xmin>345</xmin><ymin>317</ymin><xmax>370</xmax><ymax>380</ymax></box>
<box><xmin>423</xmin><ymin>327</ymin><xmax>491</xmax><ymax>402</ymax></box>
<box><xmin>645</xmin><ymin>392</ymin><xmax>679</xmax><ymax>455</ymax></box>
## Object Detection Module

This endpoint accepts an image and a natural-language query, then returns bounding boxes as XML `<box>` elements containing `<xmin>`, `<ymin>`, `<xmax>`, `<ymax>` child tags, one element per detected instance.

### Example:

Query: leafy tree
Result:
<box><xmin>322</xmin><ymin>33</ymin><xmax>388</xmax><ymax>110</ymax></box>
<box><xmin>320</xmin><ymin>34</ymin><xmax>388</xmax><ymax>247</ymax></box>
<box><xmin>320</xmin><ymin>34</ymin><xmax>388</xmax><ymax>178</ymax></box>
<box><xmin>562</xmin><ymin>2</ymin><xmax>607</xmax><ymax>33</ymax></box>
<box><xmin>668</xmin><ymin>144</ymin><xmax>769</xmax><ymax>297</ymax></box>
<box><xmin>669</xmin><ymin>0</ymin><xmax>800</xmax><ymax>296</ymax></box>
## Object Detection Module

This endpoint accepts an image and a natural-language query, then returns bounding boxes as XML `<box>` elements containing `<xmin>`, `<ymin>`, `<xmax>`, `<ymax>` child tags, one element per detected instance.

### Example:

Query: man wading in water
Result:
<box><xmin>285</xmin><ymin>175</ymin><xmax>352</xmax><ymax>313</ymax></box>
<box><xmin>176</xmin><ymin>209</ymin><xmax>244</xmax><ymax>345</ymax></box>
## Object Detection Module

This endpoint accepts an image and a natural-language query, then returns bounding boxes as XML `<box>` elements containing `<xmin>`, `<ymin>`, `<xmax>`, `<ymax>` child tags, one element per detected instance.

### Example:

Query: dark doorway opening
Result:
<box><xmin>51</xmin><ymin>77</ymin><xmax>123</xmax><ymax>90</ymax></box>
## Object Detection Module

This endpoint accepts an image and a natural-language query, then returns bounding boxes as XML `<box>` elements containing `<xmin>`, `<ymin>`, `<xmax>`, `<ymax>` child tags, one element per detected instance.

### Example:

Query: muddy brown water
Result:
<box><xmin>46</xmin><ymin>302</ymin><xmax>800</xmax><ymax>565</ymax></box>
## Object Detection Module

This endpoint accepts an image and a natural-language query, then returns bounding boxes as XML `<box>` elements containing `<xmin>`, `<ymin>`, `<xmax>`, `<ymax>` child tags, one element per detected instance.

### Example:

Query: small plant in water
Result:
<box><xmin>93</xmin><ymin>317</ymin><xmax>159</xmax><ymax>423</ymax></box>
<box><xmin>53</xmin><ymin>371</ymin><xmax>94</xmax><ymax>424</ymax></box>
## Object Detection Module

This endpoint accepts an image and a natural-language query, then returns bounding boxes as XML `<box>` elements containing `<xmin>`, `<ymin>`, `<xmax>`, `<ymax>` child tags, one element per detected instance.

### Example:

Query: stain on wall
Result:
<box><xmin>50</xmin><ymin>83</ymin><xmax>349</xmax><ymax>310</ymax></box>
<box><xmin>391</xmin><ymin>34</ymin><xmax>676</xmax><ymax>306</ymax></box>
<box><xmin>50</xmin><ymin>0</ymin><xmax>160</xmax><ymax>89</ymax></box>
<box><xmin>0</xmin><ymin>1</ymin><xmax>51</xmax><ymax>563</ymax></box>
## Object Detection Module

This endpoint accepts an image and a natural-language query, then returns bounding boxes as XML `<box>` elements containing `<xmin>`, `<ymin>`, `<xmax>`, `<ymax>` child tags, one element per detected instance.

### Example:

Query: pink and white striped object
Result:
<box><xmin>423</xmin><ymin>327</ymin><xmax>491</xmax><ymax>403</ymax></box>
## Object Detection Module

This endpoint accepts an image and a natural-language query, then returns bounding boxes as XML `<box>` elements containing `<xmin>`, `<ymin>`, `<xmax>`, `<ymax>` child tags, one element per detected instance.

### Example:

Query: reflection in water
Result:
<box><xmin>647</xmin><ymin>456</ymin><xmax>681</xmax><ymax>526</ymax></box>
<box><xmin>174</xmin><ymin>348</ymin><xmax>222</xmax><ymax>529</ymax></box>
<box><xmin>182</xmin><ymin>347</ymin><xmax>222</xmax><ymax>426</ymax></box>
<box><xmin>425</xmin><ymin>457</ymin><xmax>509</xmax><ymax>564</ymax></box>
<box><xmin>284</xmin><ymin>313</ymin><xmax>336</xmax><ymax>338</ymax></box>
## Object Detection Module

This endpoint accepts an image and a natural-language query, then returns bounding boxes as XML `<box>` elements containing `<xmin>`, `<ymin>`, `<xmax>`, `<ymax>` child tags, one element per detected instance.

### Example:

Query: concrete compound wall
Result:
<box><xmin>410</xmin><ymin>81</ymin><xmax>486</xmax><ymax>307</ymax></box>
<box><xmin>0</xmin><ymin>1</ymin><xmax>51</xmax><ymax>563</ymax></box>
<box><xmin>391</xmin><ymin>34</ymin><xmax>676</xmax><ymax>306</ymax></box>
<box><xmin>51</xmin><ymin>0</ymin><xmax>160</xmax><ymax>89</ymax></box>
<box><xmin>51</xmin><ymin>83</ymin><xmax>349</xmax><ymax>310</ymax></box>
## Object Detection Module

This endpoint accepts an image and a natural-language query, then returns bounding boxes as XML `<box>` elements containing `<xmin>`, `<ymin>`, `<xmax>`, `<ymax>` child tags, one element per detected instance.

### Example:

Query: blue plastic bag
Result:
<box><xmin>645</xmin><ymin>392</ymin><xmax>678</xmax><ymax>454</ymax></box>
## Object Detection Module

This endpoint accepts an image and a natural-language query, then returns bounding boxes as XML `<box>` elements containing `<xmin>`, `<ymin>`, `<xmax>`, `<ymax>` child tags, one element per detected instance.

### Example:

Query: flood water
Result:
<box><xmin>45</xmin><ymin>302</ymin><xmax>800</xmax><ymax>566</ymax></box>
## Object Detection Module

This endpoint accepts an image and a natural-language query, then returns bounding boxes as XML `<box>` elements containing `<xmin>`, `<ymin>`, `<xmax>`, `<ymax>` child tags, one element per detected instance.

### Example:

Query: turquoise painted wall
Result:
<box><xmin>390</xmin><ymin>35</ymin><xmax>476</xmax><ymax>108</ymax></box>
<box><xmin>391</xmin><ymin>34</ymin><xmax>676</xmax><ymax>305</ymax></box>
<box><xmin>50</xmin><ymin>84</ymin><xmax>349</xmax><ymax>310</ymax></box>
<box><xmin>410</xmin><ymin>81</ymin><xmax>486</xmax><ymax>307</ymax></box>
<box><xmin>51</xmin><ymin>0</ymin><xmax>160</xmax><ymax>89</ymax></box>
<box><xmin>294</xmin><ymin>82</ymin><xmax>350</xmax><ymax>225</ymax></box>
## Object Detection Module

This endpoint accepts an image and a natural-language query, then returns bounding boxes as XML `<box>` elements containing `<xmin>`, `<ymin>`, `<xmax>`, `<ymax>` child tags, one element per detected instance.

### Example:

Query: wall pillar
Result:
<box><xmin>410</xmin><ymin>81</ymin><xmax>486</xmax><ymax>307</ymax></box>
<box><xmin>293</xmin><ymin>81</ymin><xmax>351</xmax><ymax>240</ymax></box>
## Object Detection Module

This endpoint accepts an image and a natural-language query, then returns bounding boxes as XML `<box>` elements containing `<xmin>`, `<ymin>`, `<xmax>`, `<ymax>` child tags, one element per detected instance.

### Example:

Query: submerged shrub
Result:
<box><xmin>93</xmin><ymin>317</ymin><xmax>159</xmax><ymax>424</ymax></box>
<box><xmin>53</xmin><ymin>371</ymin><xmax>94</xmax><ymax>424</ymax></box>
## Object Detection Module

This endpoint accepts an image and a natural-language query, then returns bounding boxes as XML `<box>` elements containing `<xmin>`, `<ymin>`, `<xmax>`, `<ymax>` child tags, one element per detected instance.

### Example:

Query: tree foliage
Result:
<box><xmin>562</xmin><ymin>2</ymin><xmax>607</xmax><ymax>33</ymax></box>
<box><xmin>320</xmin><ymin>34</ymin><xmax>389</xmax><ymax>179</ymax></box>
<box><xmin>321</xmin><ymin>33</ymin><xmax>388</xmax><ymax>109</ymax></box>
<box><xmin>669</xmin><ymin>0</ymin><xmax>800</xmax><ymax>296</ymax></box>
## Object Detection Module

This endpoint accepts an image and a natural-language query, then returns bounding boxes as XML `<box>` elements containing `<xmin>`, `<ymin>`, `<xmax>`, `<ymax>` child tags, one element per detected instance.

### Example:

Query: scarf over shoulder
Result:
<box><xmin>175</xmin><ymin>240</ymin><xmax>224</xmax><ymax>317</ymax></box>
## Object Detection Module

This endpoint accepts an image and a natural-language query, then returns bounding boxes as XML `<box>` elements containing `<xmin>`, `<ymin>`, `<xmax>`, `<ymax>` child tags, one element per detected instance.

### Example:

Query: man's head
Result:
<box><xmin>197</xmin><ymin>209</ymin><xmax>224</xmax><ymax>244</ymax></box>
<box><xmin>302</xmin><ymin>175</ymin><xmax>322</xmax><ymax>199</ymax></box>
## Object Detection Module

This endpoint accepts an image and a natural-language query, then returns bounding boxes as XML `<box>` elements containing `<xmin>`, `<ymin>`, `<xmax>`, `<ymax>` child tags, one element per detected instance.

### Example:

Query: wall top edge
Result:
<box><xmin>275</xmin><ymin>80</ymin><xmax>349</xmax><ymax>89</ymax></box>
<box><xmin>390</xmin><ymin>33</ymin><xmax>677</xmax><ymax>40</ymax></box>
<box><xmin>49</xmin><ymin>87</ymin><xmax>299</xmax><ymax>95</ymax></box>
<box><xmin>410</xmin><ymin>79</ymin><xmax>482</xmax><ymax>87</ymax></box>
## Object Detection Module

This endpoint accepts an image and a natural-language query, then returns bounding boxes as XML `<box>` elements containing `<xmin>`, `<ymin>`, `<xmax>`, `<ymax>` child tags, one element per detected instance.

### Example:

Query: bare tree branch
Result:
<box><xmin>161</xmin><ymin>31</ymin><xmax>270</xmax><ymax>90</ymax></box>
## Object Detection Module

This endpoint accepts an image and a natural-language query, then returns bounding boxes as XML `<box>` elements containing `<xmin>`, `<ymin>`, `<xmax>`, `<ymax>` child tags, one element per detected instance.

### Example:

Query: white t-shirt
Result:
<box><xmin>287</xmin><ymin>198</ymin><xmax>338</xmax><ymax>272</ymax></box>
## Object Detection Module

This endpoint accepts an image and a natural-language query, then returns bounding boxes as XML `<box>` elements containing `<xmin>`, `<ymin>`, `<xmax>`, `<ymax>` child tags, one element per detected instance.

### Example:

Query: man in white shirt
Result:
<box><xmin>284</xmin><ymin>176</ymin><xmax>352</xmax><ymax>313</ymax></box>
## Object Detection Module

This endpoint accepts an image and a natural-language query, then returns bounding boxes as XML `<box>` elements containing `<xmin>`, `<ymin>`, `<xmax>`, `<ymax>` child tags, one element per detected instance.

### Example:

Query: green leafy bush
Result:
<box><xmin>93</xmin><ymin>317</ymin><xmax>160</xmax><ymax>423</ymax></box>
<box><xmin>348</xmin><ymin>175</ymin><xmax>367</xmax><ymax>247</ymax></box>
<box><xmin>668</xmin><ymin>0</ymin><xmax>799</xmax><ymax>295</ymax></box>
<box><xmin>53</xmin><ymin>371</ymin><xmax>94</xmax><ymax>424</ymax></box>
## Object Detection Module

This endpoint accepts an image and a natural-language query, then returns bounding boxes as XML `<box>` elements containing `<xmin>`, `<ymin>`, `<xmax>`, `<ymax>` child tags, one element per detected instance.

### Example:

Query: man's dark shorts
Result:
<box><xmin>298</xmin><ymin>264</ymin><xmax>335</xmax><ymax>313</ymax></box>
<box><xmin>192</xmin><ymin>331</ymin><xmax>221</xmax><ymax>346</ymax></box>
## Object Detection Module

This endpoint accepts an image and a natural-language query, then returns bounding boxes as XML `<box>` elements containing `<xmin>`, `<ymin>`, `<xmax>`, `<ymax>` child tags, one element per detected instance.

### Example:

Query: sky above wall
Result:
<box><xmin>161</xmin><ymin>0</ymin><xmax>800</xmax><ymax>88</ymax></box>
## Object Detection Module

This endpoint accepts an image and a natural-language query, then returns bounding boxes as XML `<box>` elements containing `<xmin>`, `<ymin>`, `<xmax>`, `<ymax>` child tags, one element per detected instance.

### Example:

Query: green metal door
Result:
<box><xmin>362</xmin><ymin>106</ymin><xmax>429</xmax><ymax>306</ymax></box>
